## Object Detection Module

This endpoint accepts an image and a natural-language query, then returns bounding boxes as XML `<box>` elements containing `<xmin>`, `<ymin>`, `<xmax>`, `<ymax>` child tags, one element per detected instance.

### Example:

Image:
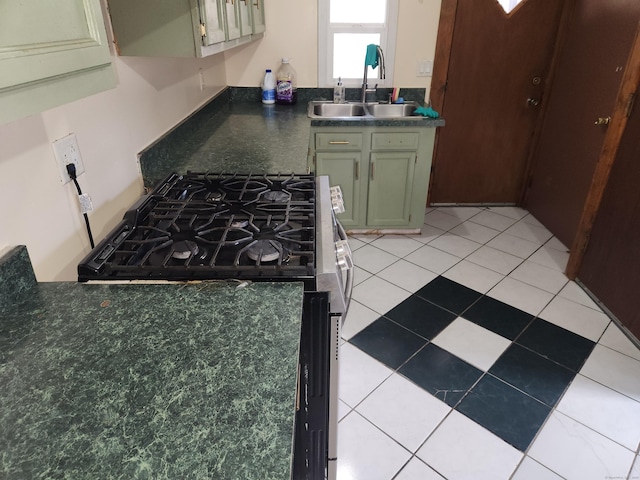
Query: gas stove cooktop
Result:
<box><xmin>78</xmin><ymin>172</ymin><xmax>318</xmax><ymax>281</ymax></box>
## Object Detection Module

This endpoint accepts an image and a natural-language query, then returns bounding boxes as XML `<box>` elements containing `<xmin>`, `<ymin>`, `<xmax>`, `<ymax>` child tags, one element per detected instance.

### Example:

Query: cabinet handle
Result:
<box><xmin>328</xmin><ymin>141</ymin><xmax>350</xmax><ymax>145</ymax></box>
<box><xmin>254</xmin><ymin>1</ymin><xmax>260</xmax><ymax>8</ymax></box>
<box><xmin>371</xmin><ymin>162</ymin><xmax>375</xmax><ymax>181</ymax></box>
<box><xmin>355</xmin><ymin>161</ymin><xmax>359</xmax><ymax>180</ymax></box>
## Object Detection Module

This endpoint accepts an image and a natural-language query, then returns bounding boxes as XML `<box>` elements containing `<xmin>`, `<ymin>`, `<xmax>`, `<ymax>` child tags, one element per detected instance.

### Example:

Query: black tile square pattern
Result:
<box><xmin>456</xmin><ymin>375</ymin><xmax>551</xmax><ymax>451</ymax></box>
<box><xmin>462</xmin><ymin>296</ymin><xmax>534</xmax><ymax>340</ymax></box>
<box><xmin>349</xmin><ymin>317</ymin><xmax>427</xmax><ymax>369</ymax></box>
<box><xmin>517</xmin><ymin>319</ymin><xmax>596</xmax><ymax>372</ymax></box>
<box><xmin>384</xmin><ymin>294</ymin><xmax>457</xmax><ymax>340</ymax></box>
<box><xmin>399</xmin><ymin>343</ymin><xmax>483</xmax><ymax>407</ymax></box>
<box><xmin>490</xmin><ymin>343</ymin><xmax>576</xmax><ymax>407</ymax></box>
<box><xmin>415</xmin><ymin>276</ymin><xmax>482</xmax><ymax>315</ymax></box>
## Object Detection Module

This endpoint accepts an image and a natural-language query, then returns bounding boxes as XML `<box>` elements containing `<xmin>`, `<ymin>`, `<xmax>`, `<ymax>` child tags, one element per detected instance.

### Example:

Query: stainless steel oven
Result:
<box><xmin>77</xmin><ymin>172</ymin><xmax>353</xmax><ymax>480</ymax></box>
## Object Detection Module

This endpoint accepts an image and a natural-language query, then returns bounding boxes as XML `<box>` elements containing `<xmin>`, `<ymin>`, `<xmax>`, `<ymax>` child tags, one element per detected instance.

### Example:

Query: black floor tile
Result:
<box><xmin>462</xmin><ymin>296</ymin><xmax>534</xmax><ymax>340</ymax></box>
<box><xmin>398</xmin><ymin>343</ymin><xmax>483</xmax><ymax>407</ymax></box>
<box><xmin>516</xmin><ymin>319</ymin><xmax>596</xmax><ymax>372</ymax></box>
<box><xmin>349</xmin><ymin>317</ymin><xmax>427</xmax><ymax>369</ymax></box>
<box><xmin>384</xmin><ymin>295</ymin><xmax>457</xmax><ymax>340</ymax></box>
<box><xmin>456</xmin><ymin>375</ymin><xmax>551</xmax><ymax>452</ymax></box>
<box><xmin>489</xmin><ymin>344</ymin><xmax>576</xmax><ymax>406</ymax></box>
<box><xmin>415</xmin><ymin>276</ymin><xmax>482</xmax><ymax>315</ymax></box>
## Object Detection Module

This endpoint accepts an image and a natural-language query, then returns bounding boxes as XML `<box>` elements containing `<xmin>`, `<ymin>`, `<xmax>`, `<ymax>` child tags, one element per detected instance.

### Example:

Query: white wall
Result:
<box><xmin>0</xmin><ymin>0</ymin><xmax>442</xmax><ymax>282</ymax></box>
<box><xmin>225</xmin><ymin>0</ymin><xmax>442</xmax><ymax>96</ymax></box>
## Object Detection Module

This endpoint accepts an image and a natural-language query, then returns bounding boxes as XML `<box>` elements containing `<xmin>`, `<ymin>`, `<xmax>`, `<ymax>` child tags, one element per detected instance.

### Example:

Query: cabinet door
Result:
<box><xmin>316</xmin><ymin>152</ymin><xmax>363</xmax><ymax>227</ymax></box>
<box><xmin>367</xmin><ymin>152</ymin><xmax>416</xmax><ymax>226</ymax></box>
<box><xmin>199</xmin><ymin>0</ymin><xmax>226</xmax><ymax>45</ymax></box>
<box><xmin>0</xmin><ymin>0</ymin><xmax>115</xmax><ymax>125</ymax></box>
<box><xmin>238</xmin><ymin>0</ymin><xmax>253</xmax><ymax>37</ymax></box>
<box><xmin>251</xmin><ymin>0</ymin><xmax>266</xmax><ymax>34</ymax></box>
<box><xmin>223</xmin><ymin>0</ymin><xmax>241</xmax><ymax>40</ymax></box>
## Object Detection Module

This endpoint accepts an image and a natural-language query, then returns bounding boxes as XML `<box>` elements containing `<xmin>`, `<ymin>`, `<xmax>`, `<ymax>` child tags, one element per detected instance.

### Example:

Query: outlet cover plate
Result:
<box><xmin>52</xmin><ymin>133</ymin><xmax>85</xmax><ymax>184</ymax></box>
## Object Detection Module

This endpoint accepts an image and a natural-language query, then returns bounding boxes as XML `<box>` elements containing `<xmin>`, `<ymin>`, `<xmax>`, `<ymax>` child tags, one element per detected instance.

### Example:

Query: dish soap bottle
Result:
<box><xmin>261</xmin><ymin>69</ymin><xmax>276</xmax><ymax>104</ymax></box>
<box><xmin>276</xmin><ymin>58</ymin><xmax>297</xmax><ymax>105</ymax></box>
<box><xmin>333</xmin><ymin>77</ymin><xmax>345</xmax><ymax>104</ymax></box>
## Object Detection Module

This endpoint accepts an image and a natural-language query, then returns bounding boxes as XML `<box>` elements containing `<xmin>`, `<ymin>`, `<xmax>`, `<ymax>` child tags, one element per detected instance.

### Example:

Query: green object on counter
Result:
<box><xmin>414</xmin><ymin>106</ymin><xmax>440</xmax><ymax>118</ymax></box>
<box><xmin>365</xmin><ymin>44</ymin><xmax>379</xmax><ymax>68</ymax></box>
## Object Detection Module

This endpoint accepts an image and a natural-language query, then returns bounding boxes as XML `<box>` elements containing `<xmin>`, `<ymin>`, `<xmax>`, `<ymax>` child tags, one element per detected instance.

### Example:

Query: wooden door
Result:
<box><xmin>429</xmin><ymin>0</ymin><xmax>565</xmax><ymax>204</ymax></box>
<box><xmin>578</xmin><ymin>91</ymin><xmax>640</xmax><ymax>341</ymax></box>
<box><xmin>524</xmin><ymin>0</ymin><xmax>640</xmax><ymax>248</ymax></box>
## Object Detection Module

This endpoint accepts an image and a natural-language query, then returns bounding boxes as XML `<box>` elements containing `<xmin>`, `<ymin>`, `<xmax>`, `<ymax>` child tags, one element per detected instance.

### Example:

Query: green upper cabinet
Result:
<box><xmin>251</xmin><ymin>0</ymin><xmax>265</xmax><ymax>34</ymax></box>
<box><xmin>107</xmin><ymin>0</ymin><xmax>265</xmax><ymax>58</ymax></box>
<box><xmin>0</xmin><ymin>0</ymin><xmax>116</xmax><ymax>125</ymax></box>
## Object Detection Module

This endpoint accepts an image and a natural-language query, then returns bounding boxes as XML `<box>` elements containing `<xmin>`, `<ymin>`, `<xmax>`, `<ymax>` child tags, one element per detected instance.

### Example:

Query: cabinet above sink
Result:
<box><xmin>107</xmin><ymin>0</ymin><xmax>265</xmax><ymax>58</ymax></box>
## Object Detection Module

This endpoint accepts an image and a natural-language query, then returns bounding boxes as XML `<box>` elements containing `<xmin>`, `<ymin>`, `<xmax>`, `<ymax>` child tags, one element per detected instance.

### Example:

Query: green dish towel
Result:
<box><xmin>414</xmin><ymin>106</ymin><xmax>440</xmax><ymax>118</ymax></box>
<box><xmin>365</xmin><ymin>44</ymin><xmax>379</xmax><ymax>69</ymax></box>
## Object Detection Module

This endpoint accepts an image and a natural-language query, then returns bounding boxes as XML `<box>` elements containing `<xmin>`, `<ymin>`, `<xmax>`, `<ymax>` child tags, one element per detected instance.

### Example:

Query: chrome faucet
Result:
<box><xmin>361</xmin><ymin>45</ymin><xmax>386</xmax><ymax>103</ymax></box>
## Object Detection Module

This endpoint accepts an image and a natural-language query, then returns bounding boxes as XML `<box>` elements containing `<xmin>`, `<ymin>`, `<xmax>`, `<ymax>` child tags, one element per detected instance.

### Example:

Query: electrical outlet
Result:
<box><xmin>53</xmin><ymin>133</ymin><xmax>85</xmax><ymax>184</ymax></box>
<box><xmin>198</xmin><ymin>69</ymin><xmax>205</xmax><ymax>91</ymax></box>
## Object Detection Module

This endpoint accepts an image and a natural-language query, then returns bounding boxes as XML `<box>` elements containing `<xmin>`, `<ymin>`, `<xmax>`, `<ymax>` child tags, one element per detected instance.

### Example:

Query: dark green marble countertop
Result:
<box><xmin>0</xmin><ymin>250</ymin><xmax>304</xmax><ymax>479</ymax></box>
<box><xmin>139</xmin><ymin>87</ymin><xmax>442</xmax><ymax>189</ymax></box>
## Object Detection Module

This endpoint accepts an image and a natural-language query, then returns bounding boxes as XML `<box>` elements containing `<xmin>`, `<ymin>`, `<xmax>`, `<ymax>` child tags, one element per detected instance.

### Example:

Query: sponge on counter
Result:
<box><xmin>414</xmin><ymin>106</ymin><xmax>440</xmax><ymax>118</ymax></box>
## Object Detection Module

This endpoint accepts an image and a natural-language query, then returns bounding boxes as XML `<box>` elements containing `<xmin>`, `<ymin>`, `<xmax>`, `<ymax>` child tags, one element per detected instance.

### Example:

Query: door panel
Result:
<box><xmin>367</xmin><ymin>152</ymin><xmax>415</xmax><ymax>226</ymax></box>
<box><xmin>430</xmin><ymin>0</ymin><xmax>564</xmax><ymax>203</ymax></box>
<box><xmin>578</xmin><ymin>96</ymin><xmax>640</xmax><ymax>341</ymax></box>
<box><xmin>525</xmin><ymin>0</ymin><xmax>640</xmax><ymax>248</ymax></box>
<box><xmin>316</xmin><ymin>152</ymin><xmax>363</xmax><ymax>227</ymax></box>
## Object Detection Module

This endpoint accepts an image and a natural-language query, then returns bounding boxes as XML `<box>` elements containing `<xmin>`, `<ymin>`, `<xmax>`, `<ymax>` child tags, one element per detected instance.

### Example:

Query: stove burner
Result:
<box><xmin>208</xmin><ymin>191</ymin><xmax>224</xmax><ymax>202</ymax></box>
<box><xmin>172</xmin><ymin>240</ymin><xmax>199</xmax><ymax>259</ymax></box>
<box><xmin>247</xmin><ymin>240</ymin><xmax>282</xmax><ymax>263</ymax></box>
<box><xmin>262</xmin><ymin>190</ymin><xmax>290</xmax><ymax>203</ymax></box>
<box><xmin>231</xmin><ymin>220</ymin><xmax>249</xmax><ymax>229</ymax></box>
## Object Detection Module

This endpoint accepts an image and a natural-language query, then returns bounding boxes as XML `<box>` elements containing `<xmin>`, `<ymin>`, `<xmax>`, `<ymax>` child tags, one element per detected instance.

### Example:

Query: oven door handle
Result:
<box><xmin>335</xmin><ymin>217</ymin><xmax>354</xmax><ymax>315</ymax></box>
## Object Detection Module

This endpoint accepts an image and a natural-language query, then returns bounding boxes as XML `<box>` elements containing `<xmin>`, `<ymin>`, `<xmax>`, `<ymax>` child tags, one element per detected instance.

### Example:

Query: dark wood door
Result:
<box><xmin>578</xmin><ymin>96</ymin><xmax>640</xmax><ymax>341</ymax></box>
<box><xmin>524</xmin><ymin>0</ymin><xmax>640</xmax><ymax>248</ymax></box>
<box><xmin>429</xmin><ymin>0</ymin><xmax>565</xmax><ymax>204</ymax></box>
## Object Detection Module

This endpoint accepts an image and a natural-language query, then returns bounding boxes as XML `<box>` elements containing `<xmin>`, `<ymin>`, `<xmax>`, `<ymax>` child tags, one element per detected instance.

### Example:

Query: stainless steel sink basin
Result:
<box><xmin>366</xmin><ymin>103</ymin><xmax>418</xmax><ymax>117</ymax></box>
<box><xmin>310</xmin><ymin>103</ymin><xmax>366</xmax><ymax>117</ymax></box>
<box><xmin>307</xmin><ymin>100</ymin><xmax>422</xmax><ymax>119</ymax></box>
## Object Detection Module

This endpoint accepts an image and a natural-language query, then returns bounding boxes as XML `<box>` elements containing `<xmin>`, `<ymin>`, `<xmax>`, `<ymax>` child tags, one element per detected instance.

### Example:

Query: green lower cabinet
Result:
<box><xmin>316</xmin><ymin>152</ymin><xmax>363</xmax><ymax>227</ymax></box>
<box><xmin>367</xmin><ymin>152</ymin><xmax>416</xmax><ymax>226</ymax></box>
<box><xmin>310</xmin><ymin>126</ymin><xmax>436</xmax><ymax>231</ymax></box>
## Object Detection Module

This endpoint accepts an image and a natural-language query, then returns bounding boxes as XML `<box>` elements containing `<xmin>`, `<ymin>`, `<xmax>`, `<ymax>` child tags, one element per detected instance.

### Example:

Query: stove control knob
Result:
<box><xmin>330</xmin><ymin>186</ymin><xmax>346</xmax><ymax>214</ymax></box>
<box><xmin>335</xmin><ymin>240</ymin><xmax>353</xmax><ymax>271</ymax></box>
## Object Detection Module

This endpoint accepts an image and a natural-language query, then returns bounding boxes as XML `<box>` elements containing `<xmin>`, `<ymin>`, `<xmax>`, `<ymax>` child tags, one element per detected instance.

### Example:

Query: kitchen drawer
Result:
<box><xmin>371</xmin><ymin>132</ymin><xmax>420</xmax><ymax>151</ymax></box>
<box><xmin>315</xmin><ymin>133</ymin><xmax>363</xmax><ymax>151</ymax></box>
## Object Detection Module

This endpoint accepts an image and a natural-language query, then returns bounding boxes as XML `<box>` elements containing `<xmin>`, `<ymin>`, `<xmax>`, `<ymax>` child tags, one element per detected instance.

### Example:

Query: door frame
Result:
<box><xmin>427</xmin><ymin>0</ymin><xmax>574</xmax><ymax>205</ymax></box>
<box><xmin>566</xmin><ymin>22</ymin><xmax>640</xmax><ymax>278</ymax></box>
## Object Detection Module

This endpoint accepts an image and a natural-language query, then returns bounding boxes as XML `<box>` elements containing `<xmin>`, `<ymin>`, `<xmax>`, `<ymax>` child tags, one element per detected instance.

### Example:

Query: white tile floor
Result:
<box><xmin>339</xmin><ymin>206</ymin><xmax>640</xmax><ymax>480</ymax></box>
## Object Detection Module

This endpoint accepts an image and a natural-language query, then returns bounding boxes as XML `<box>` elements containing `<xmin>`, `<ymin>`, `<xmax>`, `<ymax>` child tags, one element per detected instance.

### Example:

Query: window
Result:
<box><xmin>497</xmin><ymin>0</ymin><xmax>525</xmax><ymax>14</ymax></box>
<box><xmin>318</xmin><ymin>0</ymin><xmax>398</xmax><ymax>88</ymax></box>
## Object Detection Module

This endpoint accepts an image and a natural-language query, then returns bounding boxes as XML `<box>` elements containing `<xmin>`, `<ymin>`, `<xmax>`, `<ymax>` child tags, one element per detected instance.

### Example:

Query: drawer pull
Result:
<box><xmin>328</xmin><ymin>140</ymin><xmax>350</xmax><ymax>145</ymax></box>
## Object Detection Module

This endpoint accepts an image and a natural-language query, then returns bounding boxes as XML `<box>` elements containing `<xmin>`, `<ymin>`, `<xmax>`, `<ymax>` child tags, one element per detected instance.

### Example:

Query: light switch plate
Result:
<box><xmin>417</xmin><ymin>60</ymin><xmax>433</xmax><ymax>77</ymax></box>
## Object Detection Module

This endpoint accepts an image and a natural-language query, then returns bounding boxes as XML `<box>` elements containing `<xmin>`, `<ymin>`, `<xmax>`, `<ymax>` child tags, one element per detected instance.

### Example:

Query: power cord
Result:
<box><xmin>66</xmin><ymin>163</ymin><xmax>95</xmax><ymax>249</ymax></box>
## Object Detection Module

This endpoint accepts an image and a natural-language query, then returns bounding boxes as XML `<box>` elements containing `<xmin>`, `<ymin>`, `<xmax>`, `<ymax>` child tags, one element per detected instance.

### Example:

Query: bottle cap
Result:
<box><xmin>266</xmin><ymin>69</ymin><xmax>272</xmax><ymax>72</ymax></box>
<box><xmin>282</xmin><ymin>58</ymin><xmax>289</xmax><ymax>63</ymax></box>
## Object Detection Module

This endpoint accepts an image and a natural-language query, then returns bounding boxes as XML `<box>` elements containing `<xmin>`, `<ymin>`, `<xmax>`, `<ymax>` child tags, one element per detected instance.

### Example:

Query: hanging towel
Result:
<box><xmin>365</xmin><ymin>44</ymin><xmax>379</xmax><ymax>69</ymax></box>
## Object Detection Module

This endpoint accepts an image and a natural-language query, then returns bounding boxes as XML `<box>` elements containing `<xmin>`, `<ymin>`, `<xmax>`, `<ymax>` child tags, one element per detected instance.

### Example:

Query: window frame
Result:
<box><xmin>317</xmin><ymin>0</ymin><xmax>398</xmax><ymax>88</ymax></box>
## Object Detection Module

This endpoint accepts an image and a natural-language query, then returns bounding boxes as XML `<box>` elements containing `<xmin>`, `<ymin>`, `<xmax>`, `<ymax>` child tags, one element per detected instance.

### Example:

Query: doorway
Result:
<box><xmin>429</xmin><ymin>0</ymin><xmax>566</xmax><ymax>204</ymax></box>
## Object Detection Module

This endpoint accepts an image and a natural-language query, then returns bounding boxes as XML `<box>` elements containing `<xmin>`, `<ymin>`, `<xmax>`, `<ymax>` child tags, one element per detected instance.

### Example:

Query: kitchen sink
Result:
<box><xmin>308</xmin><ymin>100</ymin><xmax>423</xmax><ymax>119</ymax></box>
